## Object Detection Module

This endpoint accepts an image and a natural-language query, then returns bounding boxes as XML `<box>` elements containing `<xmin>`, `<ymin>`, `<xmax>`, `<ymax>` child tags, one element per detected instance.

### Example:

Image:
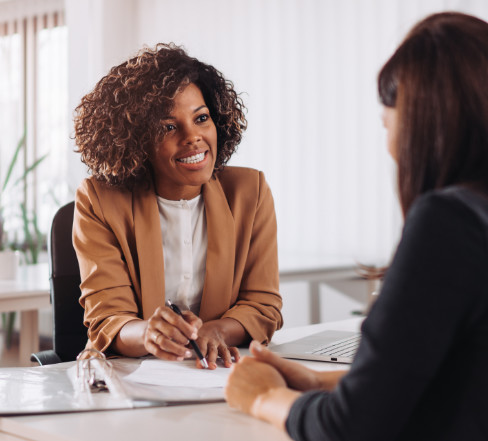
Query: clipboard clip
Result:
<box><xmin>76</xmin><ymin>349</ymin><xmax>113</xmax><ymax>393</ymax></box>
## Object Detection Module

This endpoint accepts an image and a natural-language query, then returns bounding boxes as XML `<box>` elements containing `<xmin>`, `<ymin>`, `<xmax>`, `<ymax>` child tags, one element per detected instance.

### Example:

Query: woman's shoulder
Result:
<box><xmin>210</xmin><ymin>166</ymin><xmax>272</xmax><ymax>208</ymax></box>
<box><xmin>215</xmin><ymin>166</ymin><xmax>263</xmax><ymax>184</ymax></box>
<box><xmin>213</xmin><ymin>166</ymin><xmax>268</xmax><ymax>193</ymax></box>
<box><xmin>75</xmin><ymin>176</ymin><xmax>144</xmax><ymax>218</ymax></box>
<box><xmin>410</xmin><ymin>186</ymin><xmax>488</xmax><ymax>228</ymax></box>
<box><xmin>76</xmin><ymin>176</ymin><xmax>143</xmax><ymax>201</ymax></box>
<box><xmin>405</xmin><ymin>186</ymin><xmax>488</xmax><ymax>254</ymax></box>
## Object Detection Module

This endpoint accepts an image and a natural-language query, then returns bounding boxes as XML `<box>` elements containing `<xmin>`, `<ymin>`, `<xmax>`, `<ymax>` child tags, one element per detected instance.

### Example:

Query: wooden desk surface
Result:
<box><xmin>0</xmin><ymin>264</ymin><xmax>51</xmax><ymax>367</ymax></box>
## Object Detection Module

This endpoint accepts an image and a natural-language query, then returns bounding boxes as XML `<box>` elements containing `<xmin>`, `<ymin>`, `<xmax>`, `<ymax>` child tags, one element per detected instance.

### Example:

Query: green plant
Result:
<box><xmin>0</xmin><ymin>130</ymin><xmax>47</xmax><ymax>249</ymax></box>
<box><xmin>0</xmin><ymin>130</ymin><xmax>48</xmax><ymax>348</ymax></box>
<box><xmin>1</xmin><ymin>312</ymin><xmax>16</xmax><ymax>350</ymax></box>
<box><xmin>19</xmin><ymin>203</ymin><xmax>45</xmax><ymax>264</ymax></box>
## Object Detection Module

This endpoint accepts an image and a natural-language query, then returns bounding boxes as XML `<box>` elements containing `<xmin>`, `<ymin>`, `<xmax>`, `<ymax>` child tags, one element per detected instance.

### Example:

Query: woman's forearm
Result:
<box><xmin>222</xmin><ymin>317</ymin><xmax>250</xmax><ymax>346</ymax></box>
<box><xmin>317</xmin><ymin>370</ymin><xmax>348</xmax><ymax>390</ymax></box>
<box><xmin>112</xmin><ymin>319</ymin><xmax>149</xmax><ymax>357</ymax></box>
<box><xmin>251</xmin><ymin>387</ymin><xmax>302</xmax><ymax>430</ymax></box>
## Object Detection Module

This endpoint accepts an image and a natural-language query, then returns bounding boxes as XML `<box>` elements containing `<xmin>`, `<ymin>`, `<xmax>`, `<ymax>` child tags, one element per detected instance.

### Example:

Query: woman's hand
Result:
<box><xmin>249</xmin><ymin>341</ymin><xmax>347</xmax><ymax>391</ymax></box>
<box><xmin>144</xmin><ymin>305</ymin><xmax>202</xmax><ymax>361</ymax></box>
<box><xmin>225</xmin><ymin>356</ymin><xmax>286</xmax><ymax>412</ymax></box>
<box><xmin>195</xmin><ymin>319</ymin><xmax>245</xmax><ymax>369</ymax></box>
<box><xmin>225</xmin><ymin>341</ymin><xmax>346</xmax><ymax>429</ymax></box>
<box><xmin>117</xmin><ymin>312</ymin><xmax>247</xmax><ymax>368</ymax></box>
<box><xmin>225</xmin><ymin>356</ymin><xmax>300</xmax><ymax>429</ymax></box>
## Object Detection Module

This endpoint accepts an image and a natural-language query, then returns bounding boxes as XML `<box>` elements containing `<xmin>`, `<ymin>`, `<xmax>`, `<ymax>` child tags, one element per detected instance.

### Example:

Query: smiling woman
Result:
<box><xmin>72</xmin><ymin>43</ymin><xmax>283</xmax><ymax>369</ymax></box>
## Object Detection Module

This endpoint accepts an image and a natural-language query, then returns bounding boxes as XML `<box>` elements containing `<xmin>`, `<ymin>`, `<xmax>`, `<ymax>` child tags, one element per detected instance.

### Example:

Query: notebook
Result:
<box><xmin>271</xmin><ymin>330</ymin><xmax>361</xmax><ymax>363</ymax></box>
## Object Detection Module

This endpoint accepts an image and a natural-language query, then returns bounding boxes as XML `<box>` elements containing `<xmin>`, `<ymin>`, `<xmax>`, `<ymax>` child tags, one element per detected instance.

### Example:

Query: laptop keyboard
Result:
<box><xmin>309</xmin><ymin>334</ymin><xmax>361</xmax><ymax>357</ymax></box>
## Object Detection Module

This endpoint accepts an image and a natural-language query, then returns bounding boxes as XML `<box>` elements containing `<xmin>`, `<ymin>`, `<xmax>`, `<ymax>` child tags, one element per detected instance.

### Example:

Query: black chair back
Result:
<box><xmin>49</xmin><ymin>201</ymin><xmax>87</xmax><ymax>362</ymax></box>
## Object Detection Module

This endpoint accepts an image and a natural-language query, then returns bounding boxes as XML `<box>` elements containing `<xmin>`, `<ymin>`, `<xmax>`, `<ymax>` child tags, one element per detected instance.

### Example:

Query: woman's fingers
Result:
<box><xmin>217</xmin><ymin>345</ymin><xmax>240</xmax><ymax>367</ymax></box>
<box><xmin>249</xmin><ymin>340</ymin><xmax>320</xmax><ymax>391</ymax></box>
<box><xmin>229</xmin><ymin>346</ymin><xmax>241</xmax><ymax>363</ymax></box>
<box><xmin>157</xmin><ymin>307</ymin><xmax>199</xmax><ymax>341</ymax></box>
<box><xmin>251</xmin><ymin>340</ymin><xmax>302</xmax><ymax>372</ymax></box>
<box><xmin>145</xmin><ymin>306</ymin><xmax>202</xmax><ymax>360</ymax></box>
<box><xmin>145</xmin><ymin>334</ymin><xmax>192</xmax><ymax>361</ymax></box>
<box><xmin>206</xmin><ymin>344</ymin><xmax>219</xmax><ymax>369</ymax></box>
<box><xmin>250</xmin><ymin>341</ymin><xmax>284</xmax><ymax>364</ymax></box>
<box><xmin>194</xmin><ymin>339</ymin><xmax>240</xmax><ymax>369</ymax></box>
<box><xmin>145</xmin><ymin>327</ymin><xmax>189</xmax><ymax>355</ymax></box>
<box><xmin>181</xmin><ymin>310</ymin><xmax>203</xmax><ymax>330</ymax></box>
<box><xmin>218</xmin><ymin>345</ymin><xmax>234</xmax><ymax>368</ymax></box>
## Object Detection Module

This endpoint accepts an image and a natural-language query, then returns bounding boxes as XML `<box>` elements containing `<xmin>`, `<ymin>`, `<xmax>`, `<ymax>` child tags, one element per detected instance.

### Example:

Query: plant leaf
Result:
<box><xmin>20</xmin><ymin>203</ymin><xmax>33</xmax><ymax>263</ymax></box>
<box><xmin>1</xmin><ymin>129</ymin><xmax>26</xmax><ymax>192</ymax></box>
<box><xmin>12</xmin><ymin>153</ymin><xmax>49</xmax><ymax>188</ymax></box>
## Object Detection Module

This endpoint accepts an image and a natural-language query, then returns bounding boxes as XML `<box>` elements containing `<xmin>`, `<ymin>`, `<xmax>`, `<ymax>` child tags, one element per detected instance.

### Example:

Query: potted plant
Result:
<box><xmin>0</xmin><ymin>130</ymin><xmax>47</xmax><ymax>347</ymax></box>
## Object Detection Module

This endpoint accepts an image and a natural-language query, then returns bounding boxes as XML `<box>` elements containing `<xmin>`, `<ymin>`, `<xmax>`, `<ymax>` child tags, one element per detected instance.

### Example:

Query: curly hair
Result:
<box><xmin>74</xmin><ymin>43</ymin><xmax>247</xmax><ymax>189</ymax></box>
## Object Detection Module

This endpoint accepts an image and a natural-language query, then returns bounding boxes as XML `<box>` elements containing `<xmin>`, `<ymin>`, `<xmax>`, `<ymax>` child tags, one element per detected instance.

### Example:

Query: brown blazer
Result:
<box><xmin>73</xmin><ymin>166</ymin><xmax>283</xmax><ymax>353</ymax></box>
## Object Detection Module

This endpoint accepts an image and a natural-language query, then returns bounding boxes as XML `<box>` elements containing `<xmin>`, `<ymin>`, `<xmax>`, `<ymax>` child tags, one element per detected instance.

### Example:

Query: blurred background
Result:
<box><xmin>1</xmin><ymin>0</ymin><xmax>488</xmax><ymax>360</ymax></box>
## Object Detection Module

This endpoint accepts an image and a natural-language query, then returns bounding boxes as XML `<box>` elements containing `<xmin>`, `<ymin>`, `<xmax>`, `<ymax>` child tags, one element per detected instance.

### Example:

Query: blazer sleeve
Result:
<box><xmin>221</xmin><ymin>171</ymin><xmax>283</xmax><ymax>344</ymax></box>
<box><xmin>73</xmin><ymin>179</ymin><xmax>142</xmax><ymax>353</ymax></box>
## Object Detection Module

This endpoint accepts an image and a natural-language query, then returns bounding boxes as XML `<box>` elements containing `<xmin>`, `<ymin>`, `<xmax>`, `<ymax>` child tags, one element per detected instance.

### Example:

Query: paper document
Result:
<box><xmin>123</xmin><ymin>359</ymin><xmax>230</xmax><ymax>388</ymax></box>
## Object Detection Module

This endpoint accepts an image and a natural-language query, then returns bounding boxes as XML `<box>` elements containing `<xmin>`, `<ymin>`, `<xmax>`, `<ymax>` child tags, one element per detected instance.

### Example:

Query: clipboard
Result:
<box><xmin>0</xmin><ymin>349</ymin><xmax>225</xmax><ymax>416</ymax></box>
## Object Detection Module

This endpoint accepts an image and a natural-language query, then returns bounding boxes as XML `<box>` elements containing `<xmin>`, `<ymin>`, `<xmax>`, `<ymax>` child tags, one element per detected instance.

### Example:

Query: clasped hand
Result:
<box><xmin>225</xmin><ymin>341</ymin><xmax>347</xmax><ymax>427</ymax></box>
<box><xmin>144</xmin><ymin>306</ymin><xmax>240</xmax><ymax>369</ymax></box>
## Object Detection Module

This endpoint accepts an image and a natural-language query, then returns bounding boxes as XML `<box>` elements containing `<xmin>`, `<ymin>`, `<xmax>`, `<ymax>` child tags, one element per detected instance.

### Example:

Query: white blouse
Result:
<box><xmin>157</xmin><ymin>194</ymin><xmax>207</xmax><ymax>315</ymax></box>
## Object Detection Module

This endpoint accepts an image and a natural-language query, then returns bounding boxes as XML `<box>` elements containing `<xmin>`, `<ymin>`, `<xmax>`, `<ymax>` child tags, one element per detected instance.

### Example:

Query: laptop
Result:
<box><xmin>271</xmin><ymin>330</ymin><xmax>361</xmax><ymax>363</ymax></box>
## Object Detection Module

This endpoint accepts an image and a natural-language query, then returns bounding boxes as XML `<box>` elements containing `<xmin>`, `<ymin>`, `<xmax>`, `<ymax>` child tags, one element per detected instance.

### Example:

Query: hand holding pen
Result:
<box><xmin>144</xmin><ymin>301</ymin><xmax>241</xmax><ymax>369</ymax></box>
<box><xmin>166</xmin><ymin>300</ymin><xmax>208</xmax><ymax>369</ymax></box>
<box><xmin>144</xmin><ymin>301</ymin><xmax>207</xmax><ymax>368</ymax></box>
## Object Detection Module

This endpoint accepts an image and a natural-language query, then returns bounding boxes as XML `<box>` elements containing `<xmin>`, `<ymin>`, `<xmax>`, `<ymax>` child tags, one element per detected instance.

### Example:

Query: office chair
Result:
<box><xmin>30</xmin><ymin>201</ymin><xmax>88</xmax><ymax>365</ymax></box>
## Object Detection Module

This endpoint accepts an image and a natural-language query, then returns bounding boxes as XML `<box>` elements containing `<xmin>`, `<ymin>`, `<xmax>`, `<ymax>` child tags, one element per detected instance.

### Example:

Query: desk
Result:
<box><xmin>0</xmin><ymin>264</ymin><xmax>50</xmax><ymax>366</ymax></box>
<box><xmin>279</xmin><ymin>253</ymin><xmax>361</xmax><ymax>324</ymax></box>
<box><xmin>0</xmin><ymin>318</ymin><xmax>362</xmax><ymax>441</ymax></box>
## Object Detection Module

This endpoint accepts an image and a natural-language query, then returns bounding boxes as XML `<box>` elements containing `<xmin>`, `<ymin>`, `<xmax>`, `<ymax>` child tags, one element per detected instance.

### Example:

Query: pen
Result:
<box><xmin>165</xmin><ymin>300</ymin><xmax>209</xmax><ymax>369</ymax></box>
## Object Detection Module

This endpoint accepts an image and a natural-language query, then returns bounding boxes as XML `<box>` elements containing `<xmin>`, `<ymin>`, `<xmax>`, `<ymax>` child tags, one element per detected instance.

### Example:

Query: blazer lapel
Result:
<box><xmin>199</xmin><ymin>177</ymin><xmax>236</xmax><ymax>321</ymax></box>
<box><xmin>133</xmin><ymin>186</ymin><xmax>165</xmax><ymax>319</ymax></box>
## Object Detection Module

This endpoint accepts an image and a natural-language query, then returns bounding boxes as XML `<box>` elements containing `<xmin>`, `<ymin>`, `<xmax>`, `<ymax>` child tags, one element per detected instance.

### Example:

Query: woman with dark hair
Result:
<box><xmin>73</xmin><ymin>43</ymin><xmax>282</xmax><ymax>369</ymax></box>
<box><xmin>225</xmin><ymin>12</ymin><xmax>488</xmax><ymax>440</ymax></box>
